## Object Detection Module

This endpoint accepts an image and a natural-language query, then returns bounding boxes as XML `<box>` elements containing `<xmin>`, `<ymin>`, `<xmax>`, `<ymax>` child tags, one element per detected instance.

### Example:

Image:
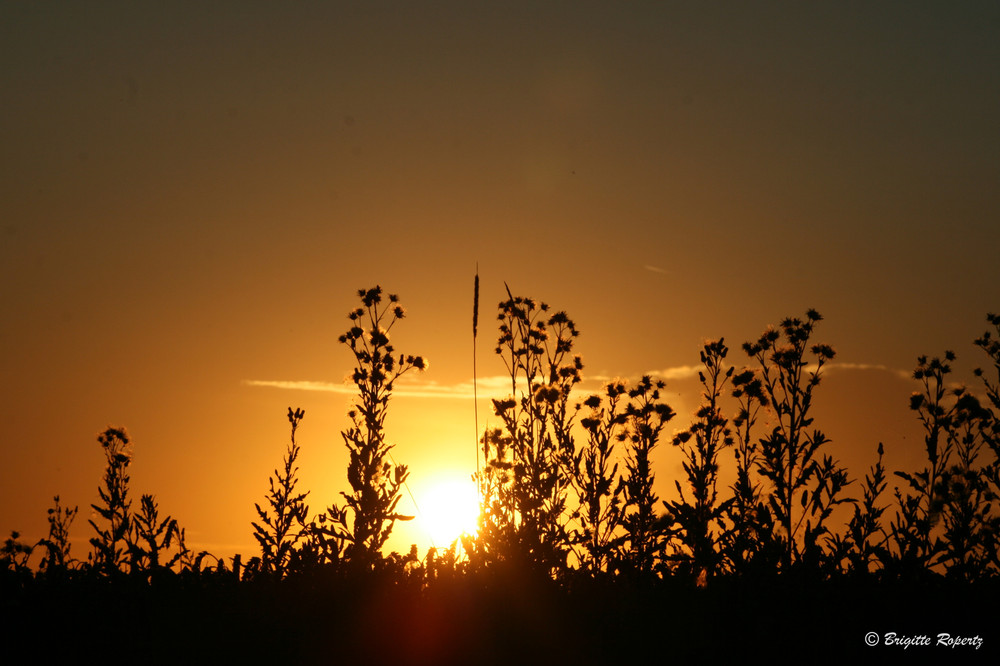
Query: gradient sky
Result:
<box><xmin>3</xmin><ymin>2</ymin><xmax>999</xmax><ymax>558</ymax></box>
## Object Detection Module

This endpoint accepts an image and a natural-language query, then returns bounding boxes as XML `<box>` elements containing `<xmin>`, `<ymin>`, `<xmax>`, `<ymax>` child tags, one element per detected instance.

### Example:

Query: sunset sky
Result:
<box><xmin>3</xmin><ymin>2</ymin><xmax>999</xmax><ymax>559</ymax></box>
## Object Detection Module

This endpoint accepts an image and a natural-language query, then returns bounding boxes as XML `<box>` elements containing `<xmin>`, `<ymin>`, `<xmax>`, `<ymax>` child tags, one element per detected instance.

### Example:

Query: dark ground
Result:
<box><xmin>3</xmin><ymin>570</ymin><xmax>996</xmax><ymax>665</ymax></box>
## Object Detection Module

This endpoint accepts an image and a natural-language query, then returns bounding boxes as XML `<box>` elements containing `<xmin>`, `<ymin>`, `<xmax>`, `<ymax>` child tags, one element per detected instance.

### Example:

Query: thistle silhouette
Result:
<box><xmin>742</xmin><ymin>310</ymin><xmax>850</xmax><ymax>571</ymax></box>
<box><xmin>314</xmin><ymin>287</ymin><xmax>426</xmax><ymax>569</ymax></box>
<box><xmin>571</xmin><ymin>382</ymin><xmax>629</xmax><ymax>573</ymax></box>
<box><xmin>88</xmin><ymin>427</ymin><xmax>133</xmax><ymax>576</ymax></box>
<box><xmin>474</xmin><ymin>288</ymin><xmax>581</xmax><ymax>574</ymax></box>
<box><xmin>668</xmin><ymin>339</ymin><xmax>735</xmax><ymax>583</ymax></box>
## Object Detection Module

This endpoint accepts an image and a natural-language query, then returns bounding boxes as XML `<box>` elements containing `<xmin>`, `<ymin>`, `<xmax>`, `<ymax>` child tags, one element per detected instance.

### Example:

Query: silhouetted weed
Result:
<box><xmin>312</xmin><ymin>287</ymin><xmax>426</xmax><ymax>570</ymax></box>
<box><xmin>743</xmin><ymin>310</ymin><xmax>852</xmax><ymax>572</ymax></box>
<box><xmin>88</xmin><ymin>427</ymin><xmax>134</xmax><ymax>576</ymax></box>
<box><xmin>247</xmin><ymin>407</ymin><xmax>310</xmax><ymax>578</ymax></box>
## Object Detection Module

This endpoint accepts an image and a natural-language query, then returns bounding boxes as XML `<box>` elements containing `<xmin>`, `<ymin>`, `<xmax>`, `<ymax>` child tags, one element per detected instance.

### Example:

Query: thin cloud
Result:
<box><xmin>245</xmin><ymin>380</ymin><xmax>354</xmax><ymax>394</ymax></box>
<box><xmin>246</xmin><ymin>373</ymin><xmax>628</xmax><ymax>401</ymax></box>
<box><xmin>245</xmin><ymin>375</ymin><xmax>521</xmax><ymax>400</ymax></box>
<box><xmin>248</xmin><ymin>362</ymin><xmax>911</xmax><ymax>402</ymax></box>
<box><xmin>644</xmin><ymin>265</ymin><xmax>667</xmax><ymax>274</ymax></box>
<box><xmin>804</xmin><ymin>362</ymin><xmax>911</xmax><ymax>380</ymax></box>
<box><xmin>641</xmin><ymin>362</ymin><xmax>912</xmax><ymax>383</ymax></box>
<box><xmin>645</xmin><ymin>365</ymin><xmax>702</xmax><ymax>381</ymax></box>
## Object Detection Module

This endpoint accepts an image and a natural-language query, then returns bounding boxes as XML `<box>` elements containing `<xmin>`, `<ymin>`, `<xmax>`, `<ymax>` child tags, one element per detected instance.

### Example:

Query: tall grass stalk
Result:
<box><xmin>473</xmin><ymin>266</ymin><xmax>481</xmax><ymax>505</ymax></box>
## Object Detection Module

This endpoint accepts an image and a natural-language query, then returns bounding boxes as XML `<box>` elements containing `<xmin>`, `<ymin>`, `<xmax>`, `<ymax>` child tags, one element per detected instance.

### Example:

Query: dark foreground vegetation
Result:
<box><xmin>4</xmin><ymin>287</ymin><xmax>1000</xmax><ymax>663</ymax></box>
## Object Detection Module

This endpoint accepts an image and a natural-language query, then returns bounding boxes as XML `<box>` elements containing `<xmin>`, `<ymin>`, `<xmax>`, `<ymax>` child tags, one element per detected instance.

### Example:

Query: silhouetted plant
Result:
<box><xmin>889</xmin><ymin>351</ymin><xmax>1000</xmax><ymax>580</ymax></box>
<box><xmin>973</xmin><ymin>314</ymin><xmax>1000</xmax><ymax>476</ymax></box>
<box><xmin>248</xmin><ymin>407</ymin><xmax>310</xmax><ymax>577</ymax></box>
<box><xmin>743</xmin><ymin>310</ymin><xmax>851</xmax><ymax>571</ymax></box>
<box><xmin>475</xmin><ymin>292</ymin><xmax>581</xmax><ymax>574</ymax></box>
<box><xmin>891</xmin><ymin>353</ymin><xmax>956</xmax><ymax>576</ymax></box>
<box><xmin>827</xmin><ymin>443</ymin><xmax>890</xmax><ymax>577</ymax></box>
<box><xmin>570</xmin><ymin>382</ymin><xmax>628</xmax><ymax>573</ymax></box>
<box><xmin>36</xmin><ymin>495</ymin><xmax>78</xmax><ymax>574</ymax></box>
<box><xmin>719</xmin><ymin>363</ymin><xmax>774</xmax><ymax>575</ymax></box>
<box><xmin>668</xmin><ymin>340</ymin><xmax>734</xmax><ymax>583</ymax></box>
<box><xmin>376</xmin><ymin>543</ymin><xmax>423</xmax><ymax>583</ymax></box>
<box><xmin>129</xmin><ymin>493</ymin><xmax>185</xmax><ymax>576</ymax></box>
<box><xmin>891</xmin><ymin>355</ymin><xmax>947</xmax><ymax>576</ymax></box>
<box><xmin>314</xmin><ymin>287</ymin><xmax>425</xmax><ymax>569</ymax></box>
<box><xmin>88</xmin><ymin>427</ymin><xmax>133</xmax><ymax>575</ymax></box>
<box><xmin>973</xmin><ymin>312</ymin><xmax>1000</xmax><ymax>574</ymax></box>
<box><xmin>619</xmin><ymin>376</ymin><xmax>673</xmax><ymax>577</ymax></box>
<box><xmin>423</xmin><ymin>542</ymin><xmax>464</xmax><ymax>584</ymax></box>
<box><xmin>469</xmin><ymin>425</ymin><xmax>514</xmax><ymax>570</ymax></box>
<box><xmin>1</xmin><ymin>531</ymin><xmax>32</xmax><ymax>575</ymax></box>
<box><xmin>168</xmin><ymin>528</ymin><xmax>221</xmax><ymax>576</ymax></box>
<box><xmin>974</xmin><ymin>313</ymin><xmax>1000</xmax><ymax>416</ymax></box>
<box><xmin>935</xmin><ymin>411</ymin><xmax>997</xmax><ymax>582</ymax></box>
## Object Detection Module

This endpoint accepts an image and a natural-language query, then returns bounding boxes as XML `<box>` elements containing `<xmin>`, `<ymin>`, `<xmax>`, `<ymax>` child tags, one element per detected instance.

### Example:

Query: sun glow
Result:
<box><xmin>417</xmin><ymin>476</ymin><xmax>480</xmax><ymax>549</ymax></box>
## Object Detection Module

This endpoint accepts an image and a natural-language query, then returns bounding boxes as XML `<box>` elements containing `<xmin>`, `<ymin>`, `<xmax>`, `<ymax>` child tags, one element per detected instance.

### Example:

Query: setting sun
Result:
<box><xmin>416</xmin><ymin>475</ymin><xmax>480</xmax><ymax>549</ymax></box>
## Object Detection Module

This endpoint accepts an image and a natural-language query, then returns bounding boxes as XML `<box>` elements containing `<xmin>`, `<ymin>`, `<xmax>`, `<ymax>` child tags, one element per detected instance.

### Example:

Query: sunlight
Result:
<box><xmin>417</xmin><ymin>475</ymin><xmax>480</xmax><ymax>549</ymax></box>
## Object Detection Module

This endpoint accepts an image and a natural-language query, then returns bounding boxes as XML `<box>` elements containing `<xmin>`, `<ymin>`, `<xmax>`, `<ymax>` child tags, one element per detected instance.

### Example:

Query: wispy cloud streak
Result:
<box><xmin>247</xmin><ymin>373</ymin><xmax>641</xmax><ymax>401</ymax></box>
<box><xmin>245</xmin><ymin>376</ymin><xmax>520</xmax><ymax>400</ymax></box>
<box><xmin>803</xmin><ymin>362</ymin><xmax>912</xmax><ymax>380</ymax></box>
<box><xmin>246</xmin><ymin>361</ymin><xmax>912</xmax><ymax>400</ymax></box>
<box><xmin>645</xmin><ymin>365</ymin><xmax>702</xmax><ymax>381</ymax></box>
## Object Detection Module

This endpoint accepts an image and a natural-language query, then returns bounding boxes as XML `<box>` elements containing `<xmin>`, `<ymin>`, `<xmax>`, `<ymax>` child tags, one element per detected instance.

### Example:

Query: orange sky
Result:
<box><xmin>2</xmin><ymin>2</ymin><xmax>999</xmax><ymax>560</ymax></box>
